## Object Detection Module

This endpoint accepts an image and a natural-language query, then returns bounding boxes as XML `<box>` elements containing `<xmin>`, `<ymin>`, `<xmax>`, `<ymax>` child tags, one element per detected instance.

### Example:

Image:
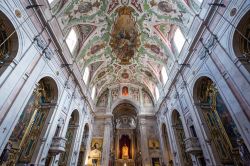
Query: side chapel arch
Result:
<box><xmin>0</xmin><ymin>10</ymin><xmax>19</xmax><ymax>75</ymax></box>
<box><xmin>78</xmin><ymin>123</ymin><xmax>90</xmax><ymax>166</ymax></box>
<box><xmin>193</xmin><ymin>76</ymin><xmax>250</xmax><ymax>165</ymax></box>
<box><xmin>171</xmin><ymin>109</ymin><xmax>192</xmax><ymax>166</ymax></box>
<box><xmin>59</xmin><ymin>109</ymin><xmax>80</xmax><ymax>166</ymax></box>
<box><xmin>233</xmin><ymin>9</ymin><xmax>250</xmax><ymax>72</ymax></box>
<box><xmin>161</xmin><ymin>123</ymin><xmax>173</xmax><ymax>166</ymax></box>
<box><xmin>0</xmin><ymin>77</ymin><xmax>58</xmax><ymax>165</ymax></box>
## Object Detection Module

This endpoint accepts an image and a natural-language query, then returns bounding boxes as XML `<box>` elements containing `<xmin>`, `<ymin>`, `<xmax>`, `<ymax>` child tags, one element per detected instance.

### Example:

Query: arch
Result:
<box><xmin>161</xmin><ymin>123</ymin><xmax>173</xmax><ymax>165</ymax></box>
<box><xmin>59</xmin><ymin>109</ymin><xmax>80</xmax><ymax>166</ymax></box>
<box><xmin>0</xmin><ymin>77</ymin><xmax>59</xmax><ymax>165</ymax></box>
<box><xmin>171</xmin><ymin>109</ymin><xmax>192</xmax><ymax>166</ymax></box>
<box><xmin>111</xmin><ymin>98</ymin><xmax>141</xmax><ymax>115</ymax></box>
<box><xmin>193</xmin><ymin>76</ymin><xmax>250</xmax><ymax>165</ymax></box>
<box><xmin>190</xmin><ymin>72</ymin><xmax>216</xmax><ymax>97</ymax></box>
<box><xmin>78</xmin><ymin>123</ymin><xmax>90</xmax><ymax>166</ymax></box>
<box><xmin>232</xmin><ymin>9</ymin><xmax>250</xmax><ymax>72</ymax></box>
<box><xmin>112</xmin><ymin>102</ymin><xmax>138</xmax><ymax>162</ymax></box>
<box><xmin>0</xmin><ymin>10</ymin><xmax>19</xmax><ymax>75</ymax></box>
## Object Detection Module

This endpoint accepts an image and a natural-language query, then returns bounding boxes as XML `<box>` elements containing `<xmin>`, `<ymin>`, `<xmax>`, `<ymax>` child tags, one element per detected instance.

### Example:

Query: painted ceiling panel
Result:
<box><xmin>56</xmin><ymin>0</ymin><xmax>194</xmax><ymax>100</ymax></box>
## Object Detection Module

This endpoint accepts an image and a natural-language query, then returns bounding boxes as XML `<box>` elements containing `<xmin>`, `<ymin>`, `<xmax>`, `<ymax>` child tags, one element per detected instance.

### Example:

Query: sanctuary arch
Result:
<box><xmin>112</xmin><ymin>102</ymin><xmax>141</xmax><ymax>166</ymax></box>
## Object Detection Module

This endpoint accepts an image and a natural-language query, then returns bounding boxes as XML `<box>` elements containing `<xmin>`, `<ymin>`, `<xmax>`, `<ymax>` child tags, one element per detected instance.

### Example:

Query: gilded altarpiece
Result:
<box><xmin>59</xmin><ymin>115</ymin><xmax>78</xmax><ymax>166</ymax></box>
<box><xmin>198</xmin><ymin>78</ymin><xmax>250</xmax><ymax>164</ymax></box>
<box><xmin>172</xmin><ymin>112</ymin><xmax>192</xmax><ymax>166</ymax></box>
<box><xmin>3</xmin><ymin>79</ymin><xmax>56</xmax><ymax>165</ymax></box>
<box><xmin>114</xmin><ymin>115</ymin><xmax>137</xmax><ymax>166</ymax></box>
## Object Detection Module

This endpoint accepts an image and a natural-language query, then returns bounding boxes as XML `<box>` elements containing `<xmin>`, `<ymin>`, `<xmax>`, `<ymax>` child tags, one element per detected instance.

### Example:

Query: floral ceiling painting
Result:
<box><xmin>55</xmin><ymin>0</ymin><xmax>195</xmax><ymax>101</ymax></box>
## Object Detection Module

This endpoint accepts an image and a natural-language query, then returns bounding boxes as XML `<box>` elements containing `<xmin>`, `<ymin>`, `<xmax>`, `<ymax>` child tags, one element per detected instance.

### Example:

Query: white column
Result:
<box><xmin>101</xmin><ymin>117</ymin><xmax>112</xmax><ymax>165</ymax></box>
<box><xmin>139</xmin><ymin>117</ymin><xmax>150</xmax><ymax>166</ymax></box>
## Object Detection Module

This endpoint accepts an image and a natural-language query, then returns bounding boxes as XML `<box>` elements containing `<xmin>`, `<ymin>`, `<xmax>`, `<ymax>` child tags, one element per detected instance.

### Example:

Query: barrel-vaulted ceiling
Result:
<box><xmin>54</xmin><ymin>0</ymin><xmax>194</xmax><ymax>99</ymax></box>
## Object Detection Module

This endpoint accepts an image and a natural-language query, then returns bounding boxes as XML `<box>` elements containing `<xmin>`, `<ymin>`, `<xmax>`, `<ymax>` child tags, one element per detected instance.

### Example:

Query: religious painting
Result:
<box><xmin>91</xmin><ymin>138</ymin><xmax>103</xmax><ymax>151</ymax></box>
<box><xmin>87</xmin><ymin>138</ymin><xmax>103</xmax><ymax>166</ymax></box>
<box><xmin>109</xmin><ymin>6</ymin><xmax>141</xmax><ymax>65</ymax></box>
<box><xmin>122</xmin><ymin>86</ymin><xmax>129</xmax><ymax>96</ymax></box>
<box><xmin>148</xmin><ymin>139</ymin><xmax>160</xmax><ymax>150</ymax></box>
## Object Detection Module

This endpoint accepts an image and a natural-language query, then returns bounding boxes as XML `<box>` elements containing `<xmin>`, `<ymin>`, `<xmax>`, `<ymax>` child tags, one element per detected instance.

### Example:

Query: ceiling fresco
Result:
<box><xmin>56</xmin><ymin>0</ymin><xmax>195</xmax><ymax>100</ymax></box>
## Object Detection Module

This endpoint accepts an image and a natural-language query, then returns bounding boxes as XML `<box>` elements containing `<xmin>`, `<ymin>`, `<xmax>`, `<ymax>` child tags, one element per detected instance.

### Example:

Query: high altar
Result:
<box><xmin>113</xmin><ymin>105</ymin><xmax>139</xmax><ymax>166</ymax></box>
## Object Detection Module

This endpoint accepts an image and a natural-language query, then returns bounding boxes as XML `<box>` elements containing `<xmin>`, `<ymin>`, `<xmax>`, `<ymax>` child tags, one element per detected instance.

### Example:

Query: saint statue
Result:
<box><xmin>122</xmin><ymin>144</ymin><xmax>129</xmax><ymax>159</ymax></box>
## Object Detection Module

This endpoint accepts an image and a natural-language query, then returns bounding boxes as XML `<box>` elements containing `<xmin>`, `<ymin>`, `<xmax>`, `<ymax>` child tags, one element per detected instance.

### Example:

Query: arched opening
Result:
<box><xmin>162</xmin><ymin>123</ymin><xmax>173</xmax><ymax>165</ymax></box>
<box><xmin>0</xmin><ymin>77</ymin><xmax>58</xmax><ymax>165</ymax></box>
<box><xmin>48</xmin><ymin>0</ymin><xmax>55</xmax><ymax>4</ymax></box>
<box><xmin>193</xmin><ymin>76</ymin><xmax>250</xmax><ymax>165</ymax></box>
<box><xmin>91</xmin><ymin>86</ymin><xmax>96</xmax><ymax>100</ymax></box>
<box><xmin>0</xmin><ymin>11</ymin><xmax>19</xmax><ymax>75</ymax></box>
<box><xmin>112</xmin><ymin>102</ymin><xmax>140</xmax><ymax>166</ymax></box>
<box><xmin>172</xmin><ymin>110</ymin><xmax>192</xmax><ymax>166</ymax></box>
<box><xmin>83</xmin><ymin>67</ymin><xmax>90</xmax><ymax>85</ymax></box>
<box><xmin>161</xmin><ymin>66</ymin><xmax>168</xmax><ymax>85</ymax></box>
<box><xmin>66</xmin><ymin>28</ymin><xmax>77</xmax><ymax>53</ymax></box>
<box><xmin>155</xmin><ymin>86</ymin><xmax>160</xmax><ymax>101</ymax></box>
<box><xmin>173</xmin><ymin>28</ymin><xmax>185</xmax><ymax>53</ymax></box>
<box><xmin>78</xmin><ymin>124</ymin><xmax>89</xmax><ymax>166</ymax></box>
<box><xmin>59</xmin><ymin>110</ymin><xmax>79</xmax><ymax>166</ymax></box>
<box><xmin>233</xmin><ymin>10</ymin><xmax>250</xmax><ymax>72</ymax></box>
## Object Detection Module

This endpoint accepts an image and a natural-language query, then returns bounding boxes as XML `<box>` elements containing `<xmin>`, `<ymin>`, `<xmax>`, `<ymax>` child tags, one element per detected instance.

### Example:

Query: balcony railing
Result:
<box><xmin>184</xmin><ymin>137</ymin><xmax>202</xmax><ymax>155</ymax></box>
<box><xmin>49</xmin><ymin>136</ymin><xmax>67</xmax><ymax>155</ymax></box>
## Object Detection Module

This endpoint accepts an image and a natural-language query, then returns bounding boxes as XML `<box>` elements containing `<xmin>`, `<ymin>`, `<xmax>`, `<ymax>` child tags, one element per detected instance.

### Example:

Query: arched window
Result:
<box><xmin>173</xmin><ymin>28</ymin><xmax>185</xmax><ymax>53</ymax></box>
<box><xmin>91</xmin><ymin>86</ymin><xmax>96</xmax><ymax>100</ymax></box>
<box><xmin>161</xmin><ymin>66</ymin><xmax>168</xmax><ymax>84</ymax></box>
<box><xmin>66</xmin><ymin>28</ymin><xmax>77</xmax><ymax>53</ymax></box>
<box><xmin>155</xmin><ymin>86</ymin><xmax>159</xmax><ymax>101</ymax></box>
<box><xmin>196</xmin><ymin>0</ymin><xmax>203</xmax><ymax>4</ymax></box>
<box><xmin>83</xmin><ymin>67</ymin><xmax>90</xmax><ymax>85</ymax></box>
<box><xmin>48</xmin><ymin>0</ymin><xmax>55</xmax><ymax>3</ymax></box>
